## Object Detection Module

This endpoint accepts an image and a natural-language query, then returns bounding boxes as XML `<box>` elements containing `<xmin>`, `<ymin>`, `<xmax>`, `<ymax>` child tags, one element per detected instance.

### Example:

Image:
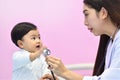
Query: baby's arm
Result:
<box><xmin>13</xmin><ymin>50</ymin><xmax>31</xmax><ymax>70</ymax></box>
<box><xmin>30</xmin><ymin>46</ymin><xmax>46</xmax><ymax>61</ymax></box>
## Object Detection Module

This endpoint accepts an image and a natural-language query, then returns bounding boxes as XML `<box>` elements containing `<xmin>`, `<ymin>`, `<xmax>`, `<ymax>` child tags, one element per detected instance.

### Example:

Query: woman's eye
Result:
<box><xmin>84</xmin><ymin>13</ymin><xmax>88</xmax><ymax>16</ymax></box>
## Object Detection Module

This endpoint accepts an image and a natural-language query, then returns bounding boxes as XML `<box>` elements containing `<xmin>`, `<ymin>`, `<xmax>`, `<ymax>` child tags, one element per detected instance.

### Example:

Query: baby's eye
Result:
<box><xmin>31</xmin><ymin>37</ymin><xmax>36</xmax><ymax>40</ymax></box>
<box><xmin>38</xmin><ymin>36</ymin><xmax>41</xmax><ymax>39</ymax></box>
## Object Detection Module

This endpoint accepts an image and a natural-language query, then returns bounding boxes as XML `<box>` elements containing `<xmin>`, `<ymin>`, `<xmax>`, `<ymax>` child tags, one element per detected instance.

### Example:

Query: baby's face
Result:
<box><xmin>20</xmin><ymin>29</ymin><xmax>43</xmax><ymax>53</ymax></box>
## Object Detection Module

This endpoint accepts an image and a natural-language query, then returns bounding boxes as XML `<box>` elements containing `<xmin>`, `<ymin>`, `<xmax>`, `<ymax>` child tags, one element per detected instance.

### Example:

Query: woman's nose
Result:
<box><xmin>84</xmin><ymin>19</ymin><xmax>88</xmax><ymax>26</ymax></box>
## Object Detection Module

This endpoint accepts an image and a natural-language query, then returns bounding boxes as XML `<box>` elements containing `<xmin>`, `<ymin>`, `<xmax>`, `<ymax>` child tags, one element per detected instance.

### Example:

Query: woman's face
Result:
<box><xmin>83</xmin><ymin>4</ymin><xmax>106</xmax><ymax>36</ymax></box>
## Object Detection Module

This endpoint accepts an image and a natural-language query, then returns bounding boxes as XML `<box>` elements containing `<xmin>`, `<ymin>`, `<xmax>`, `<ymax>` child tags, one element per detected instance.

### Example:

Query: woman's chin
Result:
<box><xmin>93</xmin><ymin>33</ymin><xmax>100</xmax><ymax>36</ymax></box>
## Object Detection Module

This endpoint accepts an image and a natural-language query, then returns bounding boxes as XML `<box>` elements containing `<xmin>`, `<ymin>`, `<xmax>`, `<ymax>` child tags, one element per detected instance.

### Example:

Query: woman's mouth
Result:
<box><xmin>88</xmin><ymin>28</ymin><xmax>93</xmax><ymax>32</ymax></box>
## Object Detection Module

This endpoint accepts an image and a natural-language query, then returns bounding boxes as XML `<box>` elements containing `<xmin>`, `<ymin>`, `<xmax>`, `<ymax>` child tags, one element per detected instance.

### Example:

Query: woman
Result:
<box><xmin>41</xmin><ymin>0</ymin><xmax>120</xmax><ymax>80</ymax></box>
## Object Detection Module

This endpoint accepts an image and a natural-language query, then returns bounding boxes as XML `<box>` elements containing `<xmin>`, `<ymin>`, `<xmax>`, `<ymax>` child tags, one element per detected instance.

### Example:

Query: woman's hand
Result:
<box><xmin>46</xmin><ymin>56</ymin><xmax>69</xmax><ymax>77</ymax></box>
<box><xmin>40</xmin><ymin>74</ymin><xmax>59</xmax><ymax>80</ymax></box>
<box><xmin>46</xmin><ymin>56</ymin><xmax>84</xmax><ymax>80</ymax></box>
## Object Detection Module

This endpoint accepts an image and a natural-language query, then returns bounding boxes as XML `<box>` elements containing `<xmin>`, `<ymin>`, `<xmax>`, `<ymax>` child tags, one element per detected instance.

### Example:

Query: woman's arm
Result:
<box><xmin>46</xmin><ymin>56</ymin><xmax>83</xmax><ymax>80</ymax></box>
<box><xmin>62</xmin><ymin>69</ymin><xmax>83</xmax><ymax>80</ymax></box>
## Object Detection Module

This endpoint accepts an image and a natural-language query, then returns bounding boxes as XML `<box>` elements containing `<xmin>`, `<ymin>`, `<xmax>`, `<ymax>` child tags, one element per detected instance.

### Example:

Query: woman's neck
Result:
<box><xmin>111</xmin><ymin>27</ymin><xmax>119</xmax><ymax>40</ymax></box>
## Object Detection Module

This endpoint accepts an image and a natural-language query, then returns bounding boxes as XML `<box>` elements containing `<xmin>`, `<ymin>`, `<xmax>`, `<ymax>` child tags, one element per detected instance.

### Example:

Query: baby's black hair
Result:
<box><xmin>11</xmin><ymin>22</ymin><xmax>37</xmax><ymax>47</ymax></box>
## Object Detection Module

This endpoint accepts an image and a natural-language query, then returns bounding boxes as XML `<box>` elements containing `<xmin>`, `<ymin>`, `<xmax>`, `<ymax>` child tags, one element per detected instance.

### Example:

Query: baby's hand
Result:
<box><xmin>30</xmin><ymin>46</ymin><xmax>47</xmax><ymax>61</ymax></box>
<box><xmin>35</xmin><ymin>46</ymin><xmax>47</xmax><ymax>58</ymax></box>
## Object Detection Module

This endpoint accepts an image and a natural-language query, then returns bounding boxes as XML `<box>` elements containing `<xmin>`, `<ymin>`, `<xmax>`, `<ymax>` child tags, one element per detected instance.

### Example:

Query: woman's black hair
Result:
<box><xmin>83</xmin><ymin>0</ymin><xmax>120</xmax><ymax>75</ymax></box>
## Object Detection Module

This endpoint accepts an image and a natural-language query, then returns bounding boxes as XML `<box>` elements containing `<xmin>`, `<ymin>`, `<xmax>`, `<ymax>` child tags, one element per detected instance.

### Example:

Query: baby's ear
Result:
<box><xmin>17</xmin><ymin>40</ymin><xmax>23</xmax><ymax>48</ymax></box>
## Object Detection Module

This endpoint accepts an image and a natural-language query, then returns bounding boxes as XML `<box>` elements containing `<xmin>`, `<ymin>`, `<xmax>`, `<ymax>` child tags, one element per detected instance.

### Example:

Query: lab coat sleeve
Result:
<box><xmin>83</xmin><ymin>68</ymin><xmax>120</xmax><ymax>80</ymax></box>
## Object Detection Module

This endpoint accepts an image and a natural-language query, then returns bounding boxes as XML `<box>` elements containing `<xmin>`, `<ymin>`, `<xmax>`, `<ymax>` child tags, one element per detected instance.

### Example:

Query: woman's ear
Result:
<box><xmin>100</xmin><ymin>7</ymin><xmax>108</xmax><ymax>19</ymax></box>
<box><xmin>17</xmin><ymin>40</ymin><xmax>23</xmax><ymax>48</ymax></box>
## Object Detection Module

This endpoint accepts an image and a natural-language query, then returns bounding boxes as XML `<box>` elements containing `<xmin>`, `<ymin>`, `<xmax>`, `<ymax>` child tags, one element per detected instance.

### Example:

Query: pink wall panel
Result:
<box><xmin>0</xmin><ymin>0</ymin><xmax>99</xmax><ymax>79</ymax></box>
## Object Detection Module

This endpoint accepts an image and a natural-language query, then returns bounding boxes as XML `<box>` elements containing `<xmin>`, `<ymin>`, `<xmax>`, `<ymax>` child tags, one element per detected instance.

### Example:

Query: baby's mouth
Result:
<box><xmin>36</xmin><ymin>45</ymin><xmax>40</xmax><ymax>49</ymax></box>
